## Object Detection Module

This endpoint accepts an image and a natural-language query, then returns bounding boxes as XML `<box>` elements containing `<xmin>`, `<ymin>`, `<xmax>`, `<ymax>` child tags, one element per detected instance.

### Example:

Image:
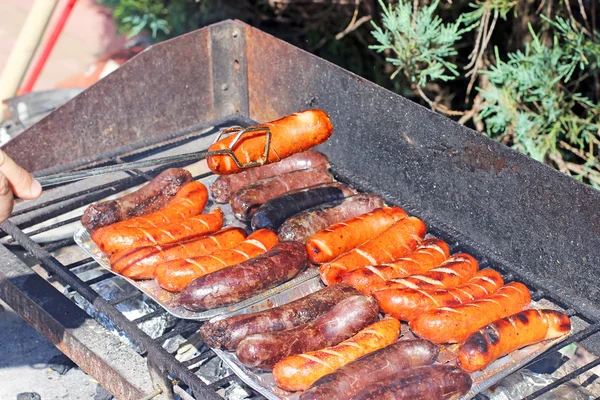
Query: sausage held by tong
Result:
<box><xmin>210</xmin><ymin>150</ymin><xmax>330</xmax><ymax>203</ymax></box>
<box><xmin>458</xmin><ymin>309</ymin><xmax>571</xmax><ymax>372</ymax></box>
<box><xmin>207</xmin><ymin>110</ymin><xmax>333</xmax><ymax>175</ymax></box>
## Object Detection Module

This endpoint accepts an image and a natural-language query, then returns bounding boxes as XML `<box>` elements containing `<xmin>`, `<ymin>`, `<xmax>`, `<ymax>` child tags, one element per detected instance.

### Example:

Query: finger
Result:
<box><xmin>0</xmin><ymin>150</ymin><xmax>42</xmax><ymax>200</ymax></box>
<box><xmin>0</xmin><ymin>172</ymin><xmax>15</xmax><ymax>222</ymax></box>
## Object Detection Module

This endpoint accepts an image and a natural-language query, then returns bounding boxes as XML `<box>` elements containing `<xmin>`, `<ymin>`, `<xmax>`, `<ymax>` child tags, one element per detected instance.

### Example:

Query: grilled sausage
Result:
<box><xmin>278</xmin><ymin>193</ymin><xmax>385</xmax><ymax>243</ymax></box>
<box><xmin>374</xmin><ymin>253</ymin><xmax>479</xmax><ymax>291</ymax></box>
<box><xmin>341</xmin><ymin>238</ymin><xmax>450</xmax><ymax>295</ymax></box>
<box><xmin>154</xmin><ymin>229</ymin><xmax>278</xmax><ymax>292</ymax></box>
<box><xmin>374</xmin><ymin>269</ymin><xmax>504</xmax><ymax>321</ymax></box>
<box><xmin>179</xmin><ymin>241</ymin><xmax>308</xmax><ymax>311</ymax></box>
<box><xmin>110</xmin><ymin>227</ymin><xmax>247</xmax><ymax>279</ymax></box>
<box><xmin>320</xmin><ymin>217</ymin><xmax>426</xmax><ymax>285</ymax></box>
<box><xmin>458</xmin><ymin>309</ymin><xmax>571</xmax><ymax>372</ymax></box>
<box><xmin>235</xmin><ymin>295</ymin><xmax>379</xmax><ymax>369</ymax></box>
<box><xmin>200</xmin><ymin>284</ymin><xmax>361</xmax><ymax>351</ymax></box>
<box><xmin>306</xmin><ymin>206</ymin><xmax>407</xmax><ymax>264</ymax></box>
<box><xmin>81</xmin><ymin>168</ymin><xmax>193</xmax><ymax>233</ymax></box>
<box><xmin>211</xmin><ymin>150</ymin><xmax>330</xmax><ymax>203</ymax></box>
<box><xmin>230</xmin><ymin>168</ymin><xmax>334</xmax><ymax>221</ymax></box>
<box><xmin>207</xmin><ymin>110</ymin><xmax>333</xmax><ymax>175</ymax></box>
<box><xmin>299</xmin><ymin>339</ymin><xmax>439</xmax><ymax>400</ymax></box>
<box><xmin>273</xmin><ymin>317</ymin><xmax>401</xmax><ymax>392</ymax></box>
<box><xmin>352</xmin><ymin>365</ymin><xmax>472</xmax><ymax>400</ymax></box>
<box><xmin>92</xmin><ymin>208</ymin><xmax>224</xmax><ymax>253</ymax></box>
<box><xmin>409</xmin><ymin>282</ymin><xmax>532</xmax><ymax>343</ymax></box>
<box><xmin>251</xmin><ymin>182</ymin><xmax>357</xmax><ymax>231</ymax></box>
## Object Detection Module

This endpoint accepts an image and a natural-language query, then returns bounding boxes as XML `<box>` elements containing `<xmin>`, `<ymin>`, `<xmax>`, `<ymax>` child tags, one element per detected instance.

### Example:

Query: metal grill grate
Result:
<box><xmin>2</xmin><ymin>116</ymin><xmax>599</xmax><ymax>400</ymax></box>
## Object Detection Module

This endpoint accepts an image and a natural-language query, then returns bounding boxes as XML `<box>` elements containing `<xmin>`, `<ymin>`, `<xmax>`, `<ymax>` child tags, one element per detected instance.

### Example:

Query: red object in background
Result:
<box><xmin>17</xmin><ymin>0</ymin><xmax>78</xmax><ymax>95</ymax></box>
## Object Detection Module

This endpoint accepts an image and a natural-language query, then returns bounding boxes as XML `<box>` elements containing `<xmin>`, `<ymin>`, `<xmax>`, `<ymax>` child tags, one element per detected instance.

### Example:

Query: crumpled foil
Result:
<box><xmin>66</xmin><ymin>276</ymin><xmax>171</xmax><ymax>352</ymax></box>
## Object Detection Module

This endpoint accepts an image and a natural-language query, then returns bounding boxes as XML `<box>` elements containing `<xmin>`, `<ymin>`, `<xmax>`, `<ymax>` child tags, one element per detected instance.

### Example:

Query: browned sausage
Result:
<box><xmin>199</xmin><ymin>283</ymin><xmax>360</xmax><ymax>351</ymax></box>
<box><xmin>299</xmin><ymin>339</ymin><xmax>439</xmax><ymax>400</ymax></box>
<box><xmin>81</xmin><ymin>168</ymin><xmax>192</xmax><ymax>233</ymax></box>
<box><xmin>207</xmin><ymin>110</ymin><xmax>333</xmax><ymax>175</ymax></box>
<box><xmin>277</xmin><ymin>193</ymin><xmax>385</xmax><ymax>243</ymax></box>
<box><xmin>230</xmin><ymin>168</ymin><xmax>334</xmax><ymax>221</ymax></box>
<box><xmin>352</xmin><ymin>365</ymin><xmax>472</xmax><ymax>400</ymax></box>
<box><xmin>210</xmin><ymin>150</ymin><xmax>329</xmax><ymax>203</ymax></box>
<box><xmin>179</xmin><ymin>241</ymin><xmax>308</xmax><ymax>311</ymax></box>
<box><xmin>458</xmin><ymin>309</ymin><xmax>571</xmax><ymax>372</ymax></box>
<box><xmin>235</xmin><ymin>295</ymin><xmax>379</xmax><ymax>369</ymax></box>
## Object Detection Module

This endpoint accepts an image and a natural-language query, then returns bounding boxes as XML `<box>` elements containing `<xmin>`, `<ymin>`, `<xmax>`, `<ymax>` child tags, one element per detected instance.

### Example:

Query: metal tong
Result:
<box><xmin>35</xmin><ymin>125</ymin><xmax>272</xmax><ymax>187</ymax></box>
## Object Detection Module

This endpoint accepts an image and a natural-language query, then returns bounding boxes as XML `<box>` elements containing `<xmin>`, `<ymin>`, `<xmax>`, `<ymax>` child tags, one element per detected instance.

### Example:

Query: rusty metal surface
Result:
<box><xmin>0</xmin><ymin>245</ymin><xmax>160</xmax><ymax>400</ymax></box>
<box><xmin>3</xmin><ymin>27</ymin><xmax>215</xmax><ymax>174</ymax></box>
<box><xmin>243</xmin><ymin>23</ymin><xmax>600</xmax><ymax>328</ymax></box>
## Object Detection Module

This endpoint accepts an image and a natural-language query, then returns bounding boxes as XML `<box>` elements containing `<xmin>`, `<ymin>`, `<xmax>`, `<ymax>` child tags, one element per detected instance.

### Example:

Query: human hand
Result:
<box><xmin>0</xmin><ymin>150</ymin><xmax>42</xmax><ymax>222</ymax></box>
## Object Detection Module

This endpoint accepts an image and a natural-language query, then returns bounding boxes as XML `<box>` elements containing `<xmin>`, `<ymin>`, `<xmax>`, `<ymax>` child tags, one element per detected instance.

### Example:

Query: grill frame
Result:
<box><xmin>0</xmin><ymin>19</ymin><xmax>599</xmax><ymax>399</ymax></box>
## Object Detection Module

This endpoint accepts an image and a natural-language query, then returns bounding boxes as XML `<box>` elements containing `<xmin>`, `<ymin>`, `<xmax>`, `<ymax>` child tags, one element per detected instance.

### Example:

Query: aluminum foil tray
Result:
<box><xmin>73</xmin><ymin>174</ymin><xmax>320</xmax><ymax>320</ymax></box>
<box><xmin>211</xmin><ymin>281</ymin><xmax>573</xmax><ymax>400</ymax></box>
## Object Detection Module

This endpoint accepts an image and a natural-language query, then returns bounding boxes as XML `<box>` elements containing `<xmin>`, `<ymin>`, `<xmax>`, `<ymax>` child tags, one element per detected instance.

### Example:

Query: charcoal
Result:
<box><xmin>47</xmin><ymin>353</ymin><xmax>76</xmax><ymax>375</ymax></box>
<box><xmin>16</xmin><ymin>393</ymin><xmax>41</xmax><ymax>400</ymax></box>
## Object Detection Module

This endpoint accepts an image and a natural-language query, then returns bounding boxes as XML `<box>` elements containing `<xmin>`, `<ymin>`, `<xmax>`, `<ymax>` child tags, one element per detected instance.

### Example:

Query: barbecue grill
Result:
<box><xmin>1</xmin><ymin>20</ymin><xmax>600</xmax><ymax>400</ymax></box>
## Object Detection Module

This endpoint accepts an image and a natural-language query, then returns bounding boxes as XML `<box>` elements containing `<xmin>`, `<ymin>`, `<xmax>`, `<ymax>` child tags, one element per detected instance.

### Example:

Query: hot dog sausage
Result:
<box><xmin>319</xmin><ymin>217</ymin><xmax>426</xmax><ymax>285</ymax></box>
<box><xmin>277</xmin><ymin>193</ymin><xmax>385</xmax><ymax>243</ymax></box>
<box><xmin>251</xmin><ymin>182</ymin><xmax>357</xmax><ymax>231</ymax></box>
<box><xmin>110</xmin><ymin>227</ymin><xmax>247</xmax><ymax>279</ymax></box>
<box><xmin>230</xmin><ymin>168</ymin><xmax>334</xmax><ymax>221</ymax></box>
<box><xmin>409</xmin><ymin>282</ymin><xmax>532</xmax><ymax>343</ymax></box>
<box><xmin>374</xmin><ymin>253</ymin><xmax>479</xmax><ymax>291</ymax></box>
<box><xmin>92</xmin><ymin>208</ymin><xmax>224</xmax><ymax>253</ymax></box>
<box><xmin>154</xmin><ymin>229</ymin><xmax>278</xmax><ymax>292</ymax></box>
<box><xmin>299</xmin><ymin>339</ymin><xmax>439</xmax><ymax>400</ymax></box>
<box><xmin>341</xmin><ymin>238</ymin><xmax>450</xmax><ymax>295</ymax></box>
<box><xmin>82</xmin><ymin>168</ymin><xmax>193</xmax><ymax>233</ymax></box>
<box><xmin>207</xmin><ymin>110</ymin><xmax>333</xmax><ymax>175</ymax></box>
<box><xmin>273</xmin><ymin>317</ymin><xmax>401</xmax><ymax>392</ymax></box>
<box><xmin>352</xmin><ymin>365</ymin><xmax>472</xmax><ymax>400</ymax></box>
<box><xmin>235</xmin><ymin>295</ymin><xmax>379</xmax><ymax>369</ymax></box>
<box><xmin>306</xmin><ymin>206</ymin><xmax>407</xmax><ymax>264</ymax></box>
<box><xmin>179</xmin><ymin>241</ymin><xmax>308</xmax><ymax>311</ymax></box>
<box><xmin>374</xmin><ymin>269</ymin><xmax>504</xmax><ymax>321</ymax></box>
<box><xmin>458</xmin><ymin>309</ymin><xmax>571</xmax><ymax>372</ymax></box>
<box><xmin>199</xmin><ymin>284</ymin><xmax>361</xmax><ymax>351</ymax></box>
<box><xmin>210</xmin><ymin>150</ymin><xmax>330</xmax><ymax>203</ymax></box>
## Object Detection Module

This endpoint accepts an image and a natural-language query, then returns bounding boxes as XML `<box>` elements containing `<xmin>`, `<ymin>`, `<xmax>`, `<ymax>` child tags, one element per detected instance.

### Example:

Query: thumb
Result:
<box><xmin>0</xmin><ymin>150</ymin><xmax>42</xmax><ymax>200</ymax></box>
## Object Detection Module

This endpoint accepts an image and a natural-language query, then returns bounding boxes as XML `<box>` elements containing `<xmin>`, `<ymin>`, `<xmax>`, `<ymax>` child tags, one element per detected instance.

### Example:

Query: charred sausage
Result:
<box><xmin>92</xmin><ymin>208</ymin><xmax>224</xmax><ymax>253</ymax></box>
<box><xmin>200</xmin><ymin>283</ymin><xmax>360</xmax><ymax>351</ymax></box>
<box><xmin>82</xmin><ymin>168</ymin><xmax>193</xmax><ymax>233</ymax></box>
<box><xmin>352</xmin><ymin>365</ymin><xmax>472</xmax><ymax>400</ymax></box>
<box><xmin>299</xmin><ymin>339</ymin><xmax>439</xmax><ymax>400</ymax></box>
<box><xmin>235</xmin><ymin>295</ymin><xmax>379</xmax><ymax>369</ymax></box>
<box><xmin>374</xmin><ymin>269</ymin><xmax>504</xmax><ymax>321</ymax></box>
<box><xmin>251</xmin><ymin>182</ymin><xmax>357</xmax><ymax>230</ymax></box>
<box><xmin>154</xmin><ymin>229</ymin><xmax>278</xmax><ymax>292</ymax></box>
<box><xmin>458</xmin><ymin>309</ymin><xmax>571</xmax><ymax>372</ymax></box>
<box><xmin>306</xmin><ymin>207</ymin><xmax>407</xmax><ymax>264</ymax></box>
<box><xmin>210</xmin><ymin>150</ymin><xmax>329</xmax><ymax>203</ymax></box>
<box><xmin>273</xmin><ymin>317</ymin><xmax>401</xmax><ymax>392</ymax></box>
<box><xmin>409</xmin><ymin>282</ymin><xmax>532</xmax><ymax>343</ymax></box>
<box><xmin>278</xmin><ymin>193</ymin><xmax>385</xmax><ymax>243</ymax></box>
<box><xmin>207</xmin><ymin>110</ymin><xmax>333</xmax><ymax>175</ymax></box>
<box><xmin>320</xmin><ymin>217</ymin><xmax>426</xmax><ymax>285</ymax></box>
<box><xmin>341</xmin><ymin>238</ymin><xmax>450</xmax><ymax>294</ymax></box>
<box><xmin>374</xmin><ymin>253</ymin><xmax>479</xmax><ymax>291</ymax></box>
<box><xmin>230</xmin><ymin>168</ymin><xmax>334</xmax><ymax>221</ymax></box>
<box><xmin>179</xmin><ymin>241</ymin><xmax>308</xmax><ymax>311</ymax></box>
<box><xmin>110</xmin><ymin>227</ymin><xmax>247</xmax><ymax>279</ymax></box>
